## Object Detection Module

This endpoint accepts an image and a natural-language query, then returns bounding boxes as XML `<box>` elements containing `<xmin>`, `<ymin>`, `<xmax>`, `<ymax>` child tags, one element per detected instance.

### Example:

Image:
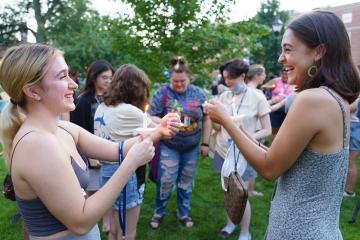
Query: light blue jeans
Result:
<box><xmin>154</xmin><ymin>142</ymin><xmax>199</xmax><ymax>217</ymax></box>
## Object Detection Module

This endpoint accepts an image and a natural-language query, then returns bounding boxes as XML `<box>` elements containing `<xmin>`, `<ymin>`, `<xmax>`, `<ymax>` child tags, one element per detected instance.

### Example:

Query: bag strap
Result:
<box><xmin>117</xmin><ymin>142</ymin><xmax>127</xmax><ymax>240</ymax></box>
<box><xmin>233</xmin><ymin>144</ymin><xmax>241</xmax><ymax>172</ymax></box>
<box><xmin>162</xmin><ymin>85</ymin><xmax>168</xmax><ymax>113</ymax></box>
<box><xmin>9</xmin><ymin>131</ymin><xmax>34</xmax><ymax>176</ymax></box>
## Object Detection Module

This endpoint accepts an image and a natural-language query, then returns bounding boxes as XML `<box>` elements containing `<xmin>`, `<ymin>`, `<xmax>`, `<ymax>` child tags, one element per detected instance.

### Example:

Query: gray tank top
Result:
<box><xmin>265</xmin><ymin>86</ymin><xmax>349</xmax><ymax>240</ymax></box>
<box><xmin>13</xmin><ymin>127</ymin><xmax>90</xmax><ymax>237</ymax></box>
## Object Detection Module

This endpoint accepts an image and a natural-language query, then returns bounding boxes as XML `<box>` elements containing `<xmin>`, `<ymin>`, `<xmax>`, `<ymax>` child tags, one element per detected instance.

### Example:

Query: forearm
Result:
<box><xmin>202</xmin><ymin>116</ymin><xmax>211</xmax><ymax>144</ymax></box>
<box><xmin>252</xmin><ymin>129</ymin><xmax>271</xmax><ymax>141</ymax></box>
<box><xmin>270</xmin><ymin>99</ymin><xmax>285</xmax><ymax>112</ymax></box>
<box><xmin>149</xmin><ymin>116</ymin><xmax>161</xmax><ymax>125</ymax></box>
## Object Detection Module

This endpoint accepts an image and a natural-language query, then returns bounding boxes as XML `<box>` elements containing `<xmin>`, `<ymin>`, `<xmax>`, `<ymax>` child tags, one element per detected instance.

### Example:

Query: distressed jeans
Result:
<box><xmin>154</xmin><ymin>142</ymin><xmax>199</xmax><ymax>217</ymax></box>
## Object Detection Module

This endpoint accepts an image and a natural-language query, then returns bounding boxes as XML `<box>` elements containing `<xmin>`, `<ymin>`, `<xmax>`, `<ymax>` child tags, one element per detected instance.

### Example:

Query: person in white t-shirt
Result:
<box><xmin>213</xmin><ymin>59</ymin><xmax>271</xmax><ymax>240</ymax></box>
<box><xmin>94</xmin><ymin>64</ymin><xmax>159</xmax><ymax>240</ymax></box>
<box><xmin>245</xmin><ymin>64</ymin><xmax>272</xmax><ymax>197</ymax></box>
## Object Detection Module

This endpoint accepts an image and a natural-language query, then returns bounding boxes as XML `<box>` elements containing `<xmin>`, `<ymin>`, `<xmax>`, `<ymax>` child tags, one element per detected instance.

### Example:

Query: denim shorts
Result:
<box><xmin>100</xmin><ymin>163</ymin><xmax>144</xmax><ymax>210</ymax></box>
<box><xmin>241</xmin><ymin>163</ymin><xmax>257</xmax><ymax>181</ymax></box>
<box><xmin>350</xmin><ymin>121</ymin><xmax>360</xmax><ymax>151</ymax></box>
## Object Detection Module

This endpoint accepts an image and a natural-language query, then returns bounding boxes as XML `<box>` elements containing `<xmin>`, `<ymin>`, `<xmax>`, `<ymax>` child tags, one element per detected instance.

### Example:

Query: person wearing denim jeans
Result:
<box><xmin>149</xmin><ymin>57</ymin><xmax>211</xmax><ymax>229</ymax></box>
<box><xmin>155</xmin><ymin>142</ymin><xmax>199</xmax><ymax>217</ymax></box>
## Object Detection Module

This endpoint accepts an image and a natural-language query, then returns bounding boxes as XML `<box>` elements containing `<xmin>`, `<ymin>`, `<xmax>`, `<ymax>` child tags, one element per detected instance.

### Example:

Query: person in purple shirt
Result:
<box><xmin>148</xmin><ymin>56</ymin><xmax>211</xmax><ymax>229</ymax></box>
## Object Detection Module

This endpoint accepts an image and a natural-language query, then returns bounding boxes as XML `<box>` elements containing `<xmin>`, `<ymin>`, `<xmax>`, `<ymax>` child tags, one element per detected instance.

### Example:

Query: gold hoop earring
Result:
<box><xmin>307</xmin><ymin>65</ymin><xmax>317</xmax><ymax>78</ymax></box>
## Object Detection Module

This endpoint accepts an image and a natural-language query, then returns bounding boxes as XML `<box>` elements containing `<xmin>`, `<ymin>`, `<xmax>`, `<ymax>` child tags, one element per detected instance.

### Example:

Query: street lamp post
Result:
<box><xmin>272</xmin><ymin>16</ymin><xmax>283</xmax><ymax>74</ymax></box>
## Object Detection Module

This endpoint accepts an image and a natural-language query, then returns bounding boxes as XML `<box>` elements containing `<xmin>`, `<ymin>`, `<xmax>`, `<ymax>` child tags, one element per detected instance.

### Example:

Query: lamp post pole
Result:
<box><xmin>272</xmin><ymin>16</ymin><xmax>283</xmax><ymax>74</ymax></box>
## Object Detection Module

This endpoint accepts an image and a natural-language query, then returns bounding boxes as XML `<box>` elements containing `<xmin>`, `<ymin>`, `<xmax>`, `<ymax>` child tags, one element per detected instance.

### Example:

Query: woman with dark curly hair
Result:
<box><xmin>94</xmin><ymin>64</ymin><xmax>154</xmax><ymax>240</ymax></box>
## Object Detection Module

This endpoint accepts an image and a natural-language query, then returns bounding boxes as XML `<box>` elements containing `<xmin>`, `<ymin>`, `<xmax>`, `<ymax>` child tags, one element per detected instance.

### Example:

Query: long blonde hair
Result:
<box><xmin>0</xmin><ymin>43</ymin><xmax>61</xmax><ymax>168</ymax></box>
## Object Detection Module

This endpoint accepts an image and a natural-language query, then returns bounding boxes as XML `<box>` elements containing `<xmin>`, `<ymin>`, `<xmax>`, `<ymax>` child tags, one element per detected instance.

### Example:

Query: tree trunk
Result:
<box><xmin>32</xmin><ymin>0</ymin><xmax>46</xmax><ymax>43</ymax></box>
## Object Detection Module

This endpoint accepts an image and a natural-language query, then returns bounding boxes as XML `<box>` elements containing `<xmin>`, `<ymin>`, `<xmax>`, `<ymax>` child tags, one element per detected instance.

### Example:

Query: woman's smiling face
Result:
<box><xmin>278</xmin><ymin>29</ymin><xmax>318</xmax><ymax>86</ymax></box>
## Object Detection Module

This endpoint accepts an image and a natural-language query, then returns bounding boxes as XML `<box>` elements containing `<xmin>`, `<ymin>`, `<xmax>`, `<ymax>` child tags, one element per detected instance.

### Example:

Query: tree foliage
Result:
<box><xmin>0</xmin><ymin>0</ymin><xmax>288</xmax><ymax>86</ymax></box>
<box><xmin>252</xmin><ymin>0</ymin><xmax>289</xmax><ymax>77</ymax></box>
<box><xmin>0</xmin><ymin>0</ymin><xmax>121</xmax><ymax>76</ymax></box>
<box><xmin>107</xmin><ymin>0</ymin><xmax>240</xmax><ymax>86</ymax></box>
<box><xmin>0</xmin><ymin>0</ymin><xmax>92</xmax><ymax>43</ymax></box>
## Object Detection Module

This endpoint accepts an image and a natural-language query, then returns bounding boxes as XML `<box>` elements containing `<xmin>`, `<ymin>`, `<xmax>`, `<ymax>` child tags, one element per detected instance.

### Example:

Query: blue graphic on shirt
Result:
<box><xmin>94</xmin><ymin>114</ymin><xmax>106</xmax><ymax>127</ymax></box>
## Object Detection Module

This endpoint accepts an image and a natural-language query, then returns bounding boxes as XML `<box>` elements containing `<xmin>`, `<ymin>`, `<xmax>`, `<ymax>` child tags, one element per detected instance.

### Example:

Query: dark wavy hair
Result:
<box><xmin>79</xmin><ymin>60</ymin><xmax>114</xmax><ymax>100</ymax></box>
<box><xmin>219</xmin><ymin>58</ymin><xmax>249</xmax><ymax>80</ymax></box>
<box><xmin>287</xmin><ymin>11</ymin><xmax>360</xmax><ymax>103</ymax></box>
<box><xmin>102</xmin><ymin>64</ymin><xmax>151</xmax><ymax>111</ymax></box>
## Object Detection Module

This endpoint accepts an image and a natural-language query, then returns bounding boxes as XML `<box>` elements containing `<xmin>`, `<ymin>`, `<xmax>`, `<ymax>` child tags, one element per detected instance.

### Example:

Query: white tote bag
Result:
<box><xmin>221</xmin><ymin>142</ymin><xmax>247</xmax><ymax>191</ymax></box>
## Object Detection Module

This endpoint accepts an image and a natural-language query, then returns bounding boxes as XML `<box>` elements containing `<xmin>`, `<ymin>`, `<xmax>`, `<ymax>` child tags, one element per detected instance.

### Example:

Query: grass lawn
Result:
<box><xmin>1</xmin><ymin>155</ymin><xmax>360</xmax><ymax>240</ymax></box>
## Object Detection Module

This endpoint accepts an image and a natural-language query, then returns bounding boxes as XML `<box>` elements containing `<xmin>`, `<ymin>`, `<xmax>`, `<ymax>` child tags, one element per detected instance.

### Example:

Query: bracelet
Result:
<box><xmin>201</xmin><ymin>143</ymin><xmax>209</xmax><ymax>147</ymax></box>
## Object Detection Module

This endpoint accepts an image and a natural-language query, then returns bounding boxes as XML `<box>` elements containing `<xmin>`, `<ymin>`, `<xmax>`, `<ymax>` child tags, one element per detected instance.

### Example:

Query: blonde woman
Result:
<box><xmin>0</xmin><ymin>43</ymin><xmax>179</xmax><ymax>239</ymax></box>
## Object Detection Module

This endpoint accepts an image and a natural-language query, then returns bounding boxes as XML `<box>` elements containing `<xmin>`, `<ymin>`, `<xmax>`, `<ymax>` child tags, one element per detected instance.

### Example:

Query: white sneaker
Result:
<box><xmin>343</xmin><ymin>191</ymin><xmax>356</xmax><ymax>198</ymax></box>
<box><xmin>238</xmin><ymin>232</ymin><xmax>251</xmax><ymax>240</ymax></box>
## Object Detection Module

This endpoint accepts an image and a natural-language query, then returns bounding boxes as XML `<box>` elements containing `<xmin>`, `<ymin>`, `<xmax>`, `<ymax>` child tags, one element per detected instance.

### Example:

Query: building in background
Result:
<box><xmin>320</xmin><ymin>2</ymin><xmax>360</xmax><ymax>68</ymax></box>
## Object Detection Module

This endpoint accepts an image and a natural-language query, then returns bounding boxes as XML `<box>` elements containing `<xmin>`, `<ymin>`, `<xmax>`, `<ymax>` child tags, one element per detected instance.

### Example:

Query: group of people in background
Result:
<box><xmin>1</xmin><ymin>10</ymin><xmax>360</xmax><ymax>240</ymax></box>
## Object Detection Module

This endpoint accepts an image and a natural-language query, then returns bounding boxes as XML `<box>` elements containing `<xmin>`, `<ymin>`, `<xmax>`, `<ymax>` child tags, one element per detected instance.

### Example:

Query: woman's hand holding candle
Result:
<box><xmin>151</xmin><ymin>113</ymin><xmax>181</xmax><ymax>141</ymax></box>
<box><xmin>203</xmin><ymin>99</ymin><xmax>229</xmax><ymax>124</ymax></box>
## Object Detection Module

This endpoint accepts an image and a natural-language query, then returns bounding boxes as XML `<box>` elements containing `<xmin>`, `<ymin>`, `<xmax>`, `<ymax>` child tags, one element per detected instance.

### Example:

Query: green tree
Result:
<box><xmin>108</xmin><ymin>0</ymin><xmax>238</xmax><ymax>87</ymax></box>
<box><xmin>252</xmin><ymin>0</ymin><xmax>289</xmax><ymax>77</ymax></box>
<box><xmin>0</xmin><ymin>1</ymin><xmax>29</xmax><ymax>45</ymax></box>
<box><xmin>0</xmin><ymin>0</ymin><xmax>121</xmax><ymax>77</ymax></box>
<box><xmin>0</xmin><ymin>0</ymin><xmax>92</xmax><ymax>44</ymax></box>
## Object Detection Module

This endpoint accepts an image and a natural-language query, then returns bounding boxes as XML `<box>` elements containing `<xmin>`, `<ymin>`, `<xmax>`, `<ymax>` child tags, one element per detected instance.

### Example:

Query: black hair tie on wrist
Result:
<box><xmin>201</xmin><ymin>143</ymin><xmax>209</xmax><ymax>147</ymax></box>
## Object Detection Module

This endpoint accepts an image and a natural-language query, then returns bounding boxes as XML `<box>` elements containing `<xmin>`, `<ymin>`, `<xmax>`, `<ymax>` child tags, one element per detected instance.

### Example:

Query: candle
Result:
<box><xmin>143</xmin><ymin>104</ymin><xmax>149</xmax><ymax>128</ymax></box>
<box><xmin>231</xmin><ymin>96</ymin><xmax>236</xmax><ymax>116</ymax></box>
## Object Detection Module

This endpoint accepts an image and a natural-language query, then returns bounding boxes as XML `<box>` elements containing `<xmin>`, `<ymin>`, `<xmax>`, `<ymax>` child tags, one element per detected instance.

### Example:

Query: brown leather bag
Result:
<box><xmin>223</xmin><ymin>171</ymin><xmax>248</xmax><ymax>224</ymax></box>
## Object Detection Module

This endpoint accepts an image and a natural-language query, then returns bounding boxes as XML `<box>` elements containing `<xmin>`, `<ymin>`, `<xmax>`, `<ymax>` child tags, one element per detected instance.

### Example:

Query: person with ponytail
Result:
<box><xmin>0</xmin><ymin>43</ymin><xmax>180</xmax><ymax>239</ymax></box>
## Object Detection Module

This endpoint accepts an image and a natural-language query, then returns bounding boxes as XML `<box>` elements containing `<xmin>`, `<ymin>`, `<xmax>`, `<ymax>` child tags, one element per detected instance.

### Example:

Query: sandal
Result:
<box><xmin>178</xmin><ymin>216</ymin><xmax>194</xmax><ymax>228</ymax></box>
<box><xmin>150</xmin><ymin>214</ymin><xmax>164</xmax><ymax>230</ymax></box>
